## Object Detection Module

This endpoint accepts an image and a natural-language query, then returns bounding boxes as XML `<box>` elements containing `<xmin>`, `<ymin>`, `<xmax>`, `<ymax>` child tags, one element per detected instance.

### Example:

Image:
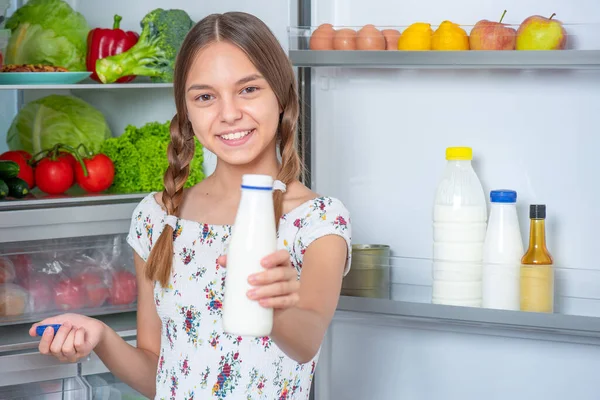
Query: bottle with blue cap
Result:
<box><xmin>222</xmin><ymin>174</ymin><xmax>276</xmax><ymax>337</ymax></box>
<box><xmin>482</xmin><ymin>189</ymin><xmax>524</xmax><ymax>311</ymax></box>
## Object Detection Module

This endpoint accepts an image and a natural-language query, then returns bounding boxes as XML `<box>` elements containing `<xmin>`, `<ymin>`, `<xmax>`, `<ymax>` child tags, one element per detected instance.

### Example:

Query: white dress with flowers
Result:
<box><xmin>127</xmin><ymin>192</ymin><xmax>352</xmax><ymax>400</ymax></box>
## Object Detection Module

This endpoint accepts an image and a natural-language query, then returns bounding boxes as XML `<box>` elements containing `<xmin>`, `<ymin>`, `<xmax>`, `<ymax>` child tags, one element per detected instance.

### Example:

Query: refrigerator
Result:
<box><xmin>2</xmin><ymin>0</ymin><xmax>600</xmax><ymax>399</ymax></box>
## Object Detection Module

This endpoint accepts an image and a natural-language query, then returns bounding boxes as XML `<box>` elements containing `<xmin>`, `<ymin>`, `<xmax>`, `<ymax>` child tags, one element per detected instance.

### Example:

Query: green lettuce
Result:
<box><xmin>5</xmin><ymin>0</ymin><xmax>90</xmax><ymax>70</ymax></box>
<box><xmin>6</xmin><ymin>95</ymin><xmax>112</xmax><ymax>154</ymax></box>
<box><xmin>100</xmin><ymin>121</ymin><xmax>205</xmax><ymax>193</ymax></box>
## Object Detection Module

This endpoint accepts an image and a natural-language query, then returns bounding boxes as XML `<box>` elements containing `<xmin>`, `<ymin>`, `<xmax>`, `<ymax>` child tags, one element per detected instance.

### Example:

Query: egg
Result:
<box><xmin>357</xmin><ymin>24</ymin><xmax>386</xmax><ymax>50</ymax></box>
<box><xmin>382</xmin><ymin>29</ymin><xmax>402</xmax><ymax>50</ymax></box>
<box><xmin>309</xmin><ymin>23</ymin><xmax>336</xmax><ymax>50</ymax></box>
<box><xmin>333</xmin><ymin>29</ymin><xmax>357</xmax><ymax>50</ymax></box>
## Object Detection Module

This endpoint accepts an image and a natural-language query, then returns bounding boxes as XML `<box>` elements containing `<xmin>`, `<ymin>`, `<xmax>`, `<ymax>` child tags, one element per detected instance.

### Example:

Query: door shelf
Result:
<box><xmin>337</xmin><ymin>295</ymin><xmax>600</xmax><ymax>344</ymax></box>
<box><xmin>289</xmin><ymin>49</ymin><xmax>600</xmax><ymax>69</ymax></box>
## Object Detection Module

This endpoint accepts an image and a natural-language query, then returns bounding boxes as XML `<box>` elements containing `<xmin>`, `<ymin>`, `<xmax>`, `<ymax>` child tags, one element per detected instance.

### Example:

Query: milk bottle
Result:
<box><xmin>482</xmin><ymin>190</ymin><xmax>524</xmax><ymax>311</ymax></box>
<box><xmin>432</xmin><ymin>147</ymin><xmax>487</xmax><ymax>307</ymax></box>
<box><xmin>222</xmin><ymin>174</ymin><xmax>276</xmax><ymax>336</ymax></box>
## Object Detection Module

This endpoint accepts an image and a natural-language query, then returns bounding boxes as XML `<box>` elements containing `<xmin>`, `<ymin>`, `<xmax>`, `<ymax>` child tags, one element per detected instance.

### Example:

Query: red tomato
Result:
<box><xmin>54</xmin><ymin>278</ymin><xmax>87</xmax><ymax>311</ymax></box>
<box><xmin>35</xmin><ymin>157</ymin><xmax>74</xmax><ymax>195</ymax></box>
<box><xmin>110</xmin><ymin>270</ymin><xmax>137</xmax><ymax>305</ymax></box>
<box><xmin>75</xmin><ymin>154</ymin><xmax>115</xmax><ymax>193</ymax></box>
<box><xmin>0</xmin><ymin>151</ymin><xmax>35</xmax><ymax>189</ymax></box>
<box><xmin>77</xmin><ymin>272</ymin><xmax>109</xmax><ymax>308</ymax></box>
<box><xmin>59</xmin><ymin>152</ymin><xmax>77</xmax><ymax>169</ymax></box>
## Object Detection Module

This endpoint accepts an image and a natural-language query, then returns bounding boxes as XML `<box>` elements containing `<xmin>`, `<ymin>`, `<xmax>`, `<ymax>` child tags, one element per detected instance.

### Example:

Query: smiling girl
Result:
<box><xmin>30</xmin><ymin>11</ymin><xmax>351</xmax><ymax>399</ymax></box>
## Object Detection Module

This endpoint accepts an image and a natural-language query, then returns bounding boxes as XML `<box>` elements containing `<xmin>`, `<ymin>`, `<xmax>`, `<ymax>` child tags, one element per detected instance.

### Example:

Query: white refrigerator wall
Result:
<box><xmin>310</xmin><ymin>0</ymin><xmax>600</xmax><ymax>399</ymax></box>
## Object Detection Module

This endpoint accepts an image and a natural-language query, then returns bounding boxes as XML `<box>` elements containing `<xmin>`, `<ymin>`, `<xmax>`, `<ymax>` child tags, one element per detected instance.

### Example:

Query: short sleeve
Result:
<box><xmin>291</xmin><ymin>197</ymin><xmax>352</xmax><ymax>276</ymax></box>
<box><xmin>126</xmin><ymin>193</ymin><xmax>160</xmax><ymax>262</ymax></box>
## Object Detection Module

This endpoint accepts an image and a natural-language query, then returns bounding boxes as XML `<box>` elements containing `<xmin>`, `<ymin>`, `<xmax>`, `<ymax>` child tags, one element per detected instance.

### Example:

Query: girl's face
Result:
<box><xmin>185</xmin><ymin>41</ymin><xmax>281</xmax><ymax>166</ymax></box>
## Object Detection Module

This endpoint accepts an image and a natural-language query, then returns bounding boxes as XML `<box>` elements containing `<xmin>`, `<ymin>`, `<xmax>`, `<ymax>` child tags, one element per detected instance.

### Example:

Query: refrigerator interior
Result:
<box><xmin>305</xmin><ymin>0</ymin><xmax>600</xmax><ymax>399</ymax></box>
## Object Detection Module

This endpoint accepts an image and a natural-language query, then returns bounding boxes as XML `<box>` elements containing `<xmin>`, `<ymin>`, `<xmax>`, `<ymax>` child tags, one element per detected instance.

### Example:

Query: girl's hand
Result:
<box><xmin>29</xmin><ymin>313</ymin><xmax>105</xmax><ymax>363</ymax></box>
<box><xmin>218</xmin><ymin>249</ymin><xmax>300</xmax><ymax>309</ymax></box>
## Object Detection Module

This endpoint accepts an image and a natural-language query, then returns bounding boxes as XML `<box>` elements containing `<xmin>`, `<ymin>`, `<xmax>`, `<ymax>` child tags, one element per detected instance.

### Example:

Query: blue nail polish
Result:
<box><xmin>36</xmin><ymin>324</ymin><xmax>62</xmax><ymax>337</ymax></box>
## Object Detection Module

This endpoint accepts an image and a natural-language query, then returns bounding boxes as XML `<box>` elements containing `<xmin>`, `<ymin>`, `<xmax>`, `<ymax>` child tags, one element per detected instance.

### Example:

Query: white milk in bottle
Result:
<box><xmin>482</xmin><ymin>190</ymin><xmax>524</xmax><ymax>310</ymax></box>
<box><xmin>432</xmin><ymin>147</ymin><xmax>487</xmax><ymax>307</ymax></box>
<box><xmin>222</xmin><ymin>174</ymin><xmax>277</xmax><ymax>336</ymax></box>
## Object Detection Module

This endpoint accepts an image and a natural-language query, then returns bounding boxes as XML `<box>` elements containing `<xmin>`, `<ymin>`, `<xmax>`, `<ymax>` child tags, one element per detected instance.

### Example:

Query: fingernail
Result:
<box><xmin>248</xmin><ymin>274</ymin><xmax>258</xmax><ymax>284</ymax></box>
<box><xmin>247</xmin><ymin>289</ymin><xmax>257</xmax><ymax>299</ymax></box>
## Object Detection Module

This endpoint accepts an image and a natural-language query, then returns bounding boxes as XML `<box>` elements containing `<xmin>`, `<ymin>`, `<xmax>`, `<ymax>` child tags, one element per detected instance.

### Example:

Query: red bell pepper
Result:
<box><xmin>87</xmin><ymin>15</ymin><xmax>139</xmax><ymax>83</ymax></box>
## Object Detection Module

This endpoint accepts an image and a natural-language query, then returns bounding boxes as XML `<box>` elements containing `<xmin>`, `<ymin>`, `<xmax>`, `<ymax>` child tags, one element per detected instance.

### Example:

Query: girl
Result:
<box><xmin>30</xmin><ymin>11</ymin><xmax>351</xmax><ymax>400</ymax></box>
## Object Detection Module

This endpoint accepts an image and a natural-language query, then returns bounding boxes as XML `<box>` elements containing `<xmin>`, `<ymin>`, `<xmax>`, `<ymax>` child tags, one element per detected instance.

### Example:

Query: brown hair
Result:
<box><xmin>145</xmin><ymin>12</ymin><xmax>302</xmax><ymax>287</ymax></box>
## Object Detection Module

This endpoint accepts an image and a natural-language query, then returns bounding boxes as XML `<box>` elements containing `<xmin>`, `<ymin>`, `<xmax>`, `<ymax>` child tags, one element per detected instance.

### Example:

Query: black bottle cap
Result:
<box><xmin>530</xmin><ymin>204</ymin><xmax>546</xmax><ymax>219</ymax></box>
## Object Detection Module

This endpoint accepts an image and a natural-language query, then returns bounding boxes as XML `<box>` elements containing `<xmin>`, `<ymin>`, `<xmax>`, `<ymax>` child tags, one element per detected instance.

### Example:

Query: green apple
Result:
<box><xmin>516</xmin><ymin>13</ymin><xmax>567</xmax><ymax>50</ymax></box>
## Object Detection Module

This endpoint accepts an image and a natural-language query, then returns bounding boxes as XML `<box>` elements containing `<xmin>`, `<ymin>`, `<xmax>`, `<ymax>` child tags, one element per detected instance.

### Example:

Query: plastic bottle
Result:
<box><xmin>520</xmin><ymin>204</ymin><xmax>554</xmax><ymax>313</ymax></box>
<box><xmin>482</xmin><ymin>190</ymin><xmax>524</xmax><ymax>310</ymax></box>
<box><xmin>432</xmin><ymin>147</ymin><xmax>487</xmax><ymax>307</ymax></box>
<box><xmin>222</xmin><ymin>174</ymin><xmax>276</xmax><ymax>336</ymax></box>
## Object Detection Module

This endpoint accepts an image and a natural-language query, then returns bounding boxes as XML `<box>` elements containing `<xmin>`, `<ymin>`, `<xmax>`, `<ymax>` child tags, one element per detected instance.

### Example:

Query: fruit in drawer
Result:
<box><xmin>309</xmin><ymin>23</ymin><xmax>335</xmax><ymax>50</ymax></box>
<box><xmin>0</xmin><ymin>257</ymin><xmax>15</xmax><ymax>284</ymax></box>
<box><xmin>397</xmin><ymin>22</ymin><xmax>433</xmax><ymax>50</ymax></box>
<box><xmin>469</xmin><ymin>10</ymin><xmax>517</xmax><ymax>50</ymax></box>
<box><xmin>27</xmin><ymin>276</ymin><xmax>55</xmax><ymax>313</ymax></box>
<box><xmin>432</xmin><ymin>21</ymin><xmax>470</xmax><ymax>50</ymax></box>
<box><xmin>0</xmin><ymin>283</ymin><xmax>28</xmax><ymax>316</ymax></box>
<box><xmin>516</xmin><ymin>13</ymin><xmax>567</xmax><ymax>50</ymax></box>
<box><xmin>109</xmin><ymin>270</ymin><xmax>137</xmax><ymax>305</ymax></box>
<box><xmin>357</xmin><ymin>25</ymin><xmax>386</xmax><ymax>50</ymax></box>
<box><xmin>78</xmin><ymin>271</ymin><xmax>109</xmax><ymax>308</ymax></box>
<box><xmin>54</xmin><ymin>278</ymin><xmax>86</xmax><ymax>311</ymax></box>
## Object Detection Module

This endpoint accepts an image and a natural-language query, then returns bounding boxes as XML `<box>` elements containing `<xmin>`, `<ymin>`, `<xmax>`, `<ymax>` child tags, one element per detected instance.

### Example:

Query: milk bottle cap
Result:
<box><xmin>241</xmin><ymin>174</ymin><xmax>274</xmax><ymax>190</ymax></box>
<box><xmin>445</xmin><ymin>147</ymin><xmax>472</xmax><ymax>161</ymax></box>
<box><xmin>490</xmin><ymin>189</ymin><xmax>517</xmax><ymax>203</ymax></box>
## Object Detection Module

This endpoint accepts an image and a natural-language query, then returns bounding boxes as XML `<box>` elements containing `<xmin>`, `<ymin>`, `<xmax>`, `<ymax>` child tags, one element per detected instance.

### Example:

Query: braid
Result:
<box><xmin>145</xmin><ymin>115</ymin><xmax>195</xmax><ymax>287</ymax></box>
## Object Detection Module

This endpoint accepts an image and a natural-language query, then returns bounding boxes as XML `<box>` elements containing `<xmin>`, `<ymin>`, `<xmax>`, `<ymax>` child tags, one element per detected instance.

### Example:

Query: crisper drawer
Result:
<box><xmin>0</xmin><ymin>194</ymin><xmax>145</xmax><ymax>243</ymax></box>
<box><xmin>0</xmin><ymin>234</ymin><xmax>137</xmax><ymax>326</ymax></box>
<box><xmin>0</xmin><ymin>374</ymin><xmax>147</xmax><ymax>399</ymax></box>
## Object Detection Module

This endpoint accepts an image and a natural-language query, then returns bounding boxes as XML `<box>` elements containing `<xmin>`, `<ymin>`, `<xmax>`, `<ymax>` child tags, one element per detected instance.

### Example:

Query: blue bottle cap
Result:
<box><xmin>490</xmin><ymin>190</ymin><xmax>517</xmax><ymax>203</ymax></box>
<box><xmin>35</xmin><ymin>324</ymin><xmax>62</xmax><ymax>336</ymax></box>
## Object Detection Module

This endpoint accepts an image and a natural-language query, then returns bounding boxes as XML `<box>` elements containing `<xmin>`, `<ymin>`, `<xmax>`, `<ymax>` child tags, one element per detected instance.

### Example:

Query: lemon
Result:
<box><xmin>398</xmin><ymin>22</ymin><xmax>433</xmax><ymax>50</ymax></box>
<box><xmin>432</xmin><ymin>21</ymin><xmax>470</xmax><ymax>50</ymax></box>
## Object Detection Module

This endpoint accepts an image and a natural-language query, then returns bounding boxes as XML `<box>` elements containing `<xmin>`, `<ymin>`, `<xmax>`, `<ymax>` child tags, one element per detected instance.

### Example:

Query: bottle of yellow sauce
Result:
<box><xmin>520</xmin><ymin>204</ymin><xmax>554</xmax><ymax>313</ymax></box>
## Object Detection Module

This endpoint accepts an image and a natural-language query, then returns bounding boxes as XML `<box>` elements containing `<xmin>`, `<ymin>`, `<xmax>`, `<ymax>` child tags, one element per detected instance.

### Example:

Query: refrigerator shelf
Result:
<box><xmin>289</xmin><ymin>49</ymin><xmax>600</xmax><ymax>69</ymax></box>
<box><xmin>0</xmin><ymin>82</ymin><xmax>173</xmax><ymax>90</ymax></box>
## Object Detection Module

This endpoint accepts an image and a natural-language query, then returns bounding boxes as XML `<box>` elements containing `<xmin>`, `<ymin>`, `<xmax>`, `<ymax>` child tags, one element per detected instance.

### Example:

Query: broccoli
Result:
<box><xmin>95</xmin><ymin>9</ymin><xmax>194</xmax><ymax>84</ymax></box>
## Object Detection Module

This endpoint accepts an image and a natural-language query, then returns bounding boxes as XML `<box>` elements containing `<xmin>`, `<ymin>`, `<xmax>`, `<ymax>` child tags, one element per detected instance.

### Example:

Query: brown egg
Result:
<box><xmin>333</xmin><ymin>29</ymin><xmax>357</xmax><ymax>50</ymax></box>
<box><xmin>309</xmin><ymin>23</ymin><xmax>336</xmax><ymax>50</ymax></box>
<box><xmin>382</xmin><ymin>29</ymin><xmax>402</xmax><ymax>50</ymax></box>
<box><xmin>357</xmin><ymin>24</ymin><xmax>386</xmax><ymax>50</ymax></box>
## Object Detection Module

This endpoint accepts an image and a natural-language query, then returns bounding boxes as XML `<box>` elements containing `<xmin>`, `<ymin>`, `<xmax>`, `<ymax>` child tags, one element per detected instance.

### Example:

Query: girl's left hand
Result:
<box><xmin>218</xmin><ymin>249</ymin><xmax>300</xmax><ymax>310</ymax></box>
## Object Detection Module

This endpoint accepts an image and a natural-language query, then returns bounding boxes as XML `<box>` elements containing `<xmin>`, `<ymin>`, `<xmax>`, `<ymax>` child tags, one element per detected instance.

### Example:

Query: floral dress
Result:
<box><xmin>127</xmin><ymin>192</ymin><xmax>352</xmax><ymax>400</ymax></box>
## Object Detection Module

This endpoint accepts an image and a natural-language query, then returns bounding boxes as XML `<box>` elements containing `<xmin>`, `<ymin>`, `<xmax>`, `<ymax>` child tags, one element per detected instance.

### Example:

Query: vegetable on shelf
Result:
<box><xmin>100</xmin><ymin>120</ymin><xmax>205</xmax><ymax>193</ymax></box>
<box><xmin>87</xmin><ymin>14</ymin><xmax>139</xmax><ymax>83</ymax></box>
<box><xmin>0</xmin><ymin>159</ymin><xmax>20</xmax><ymax>180</ymax></box>
<box><xmin>4</xmin><ymin>0</ymin><xmax>90</xmax><ymax>71</ymax></box>
<box><xmin>95</xmin><ymin>8</ymin><xmax>194</xmax><ymax>84</ymax></box>
<box><xmin>4</xmin><ymin>177</ymin><xmax>29</xmax><ymax>198</ymax></box>
<box><xmin>0</xmin><ymin>150</ymin><xmax>35</xmax><ymax>189</ymax></box>
<box><xmin>6</xmin><ymin>94</ymin><xmax>111</xmax><ymax>155</ymax></box>
<box><xmin>73</xmin><ymin>144</ymin><xmax>115</xmax><ymax>193</ymax></box>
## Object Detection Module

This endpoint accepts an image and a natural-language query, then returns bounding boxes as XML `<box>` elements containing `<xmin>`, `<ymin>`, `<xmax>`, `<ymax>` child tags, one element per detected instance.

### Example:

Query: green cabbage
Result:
<box><xmin>5</xmin><ymin>0</ymin><xmax>90</xmax><ymax>71</ymax></box>
<box><xmin>6</xmin><ymin>95</ymin><xmax>112</xmax><ymax>155</ymax></box>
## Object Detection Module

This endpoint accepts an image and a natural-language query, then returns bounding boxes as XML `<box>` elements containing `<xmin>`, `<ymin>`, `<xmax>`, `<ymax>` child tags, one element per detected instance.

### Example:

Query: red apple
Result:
<box><xmin>516</xmin><ymin>13</ymin><xmax>567</xmax><ymax>50</ymax></box>
<box><xmin>78</xmin><ymin>272</ymin><xmax>109</xmax><ymax>308</ymax></box>
<box><xmin>54</xmin><ymin>278</ymin><xmax>86</xmax><ymax>311</ymax></box>
<box><xmin>469</xmin><ymin>10</ymin><xmax>517</xmax><ymax>50</ymax></box>
<box><xmin>109</xmin><ymin>270</ymin><xmax>137</xmax><ymax>305</ymax></box>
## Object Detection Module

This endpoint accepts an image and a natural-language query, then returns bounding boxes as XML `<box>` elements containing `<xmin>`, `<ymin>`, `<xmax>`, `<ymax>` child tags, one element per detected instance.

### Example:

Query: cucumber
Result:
<box><xmin>0</xmin><ymin>160</ymin><xmax>19</xmax><ymax>179</ymax></box>
<box><xmin>5</xmin><ymin>177</ymin><xmax>29</xmax><ymax>198</ymax></box>
<box><xmin>0</xmin><ymin>180</ymin><xmax>8</xmax><ymax>199</ymax></box>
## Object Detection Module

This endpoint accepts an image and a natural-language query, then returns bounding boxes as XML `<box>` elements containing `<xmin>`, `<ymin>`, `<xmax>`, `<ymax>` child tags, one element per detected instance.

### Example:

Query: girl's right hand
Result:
<box><xmin>29</xmin><ymin>314</ymin><xmax>106</xmax><ymax>363</ymax></box>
